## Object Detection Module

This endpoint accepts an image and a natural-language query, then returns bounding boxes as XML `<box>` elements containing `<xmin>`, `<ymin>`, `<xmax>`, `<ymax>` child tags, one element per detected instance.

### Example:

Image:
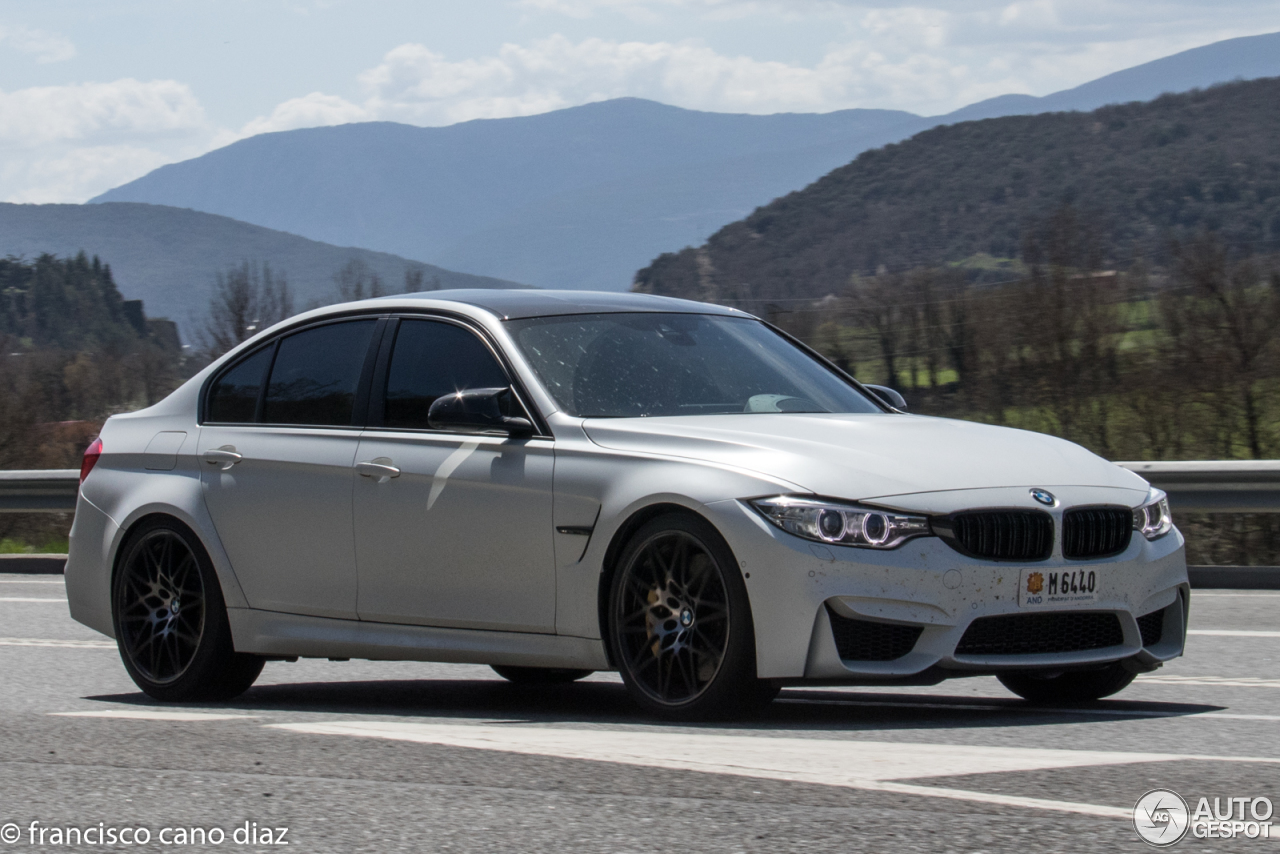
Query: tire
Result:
<box><xmin>490</xmin><ymin>665</ymin><xmax>594</xmax><ymax>684</ymax></box>
<box><xmin>607</xmin><ymin>512</ymin><xmax>772</xmax><ymax>720</ymax></box>
<box><xmin>998</xmin><ymin>662</ymin><xmax>1137</xmax><ymax>704</ymax></box>
<box><xmin>112</xmin><ymin>517</ymin><xmax>264</xmax><ymax>702</ymax></box>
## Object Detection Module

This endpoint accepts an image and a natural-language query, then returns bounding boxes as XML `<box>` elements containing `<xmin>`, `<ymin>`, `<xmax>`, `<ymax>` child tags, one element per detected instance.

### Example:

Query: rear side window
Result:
<box><xmin>262</xmin><ymin>320</ymin><xmax>377</xmax><ymax>426</ymax></box>
<box><xmin>206</xmin><ymin>347</ymin><xmax>272</xmax><ymax>423</ymax></box>
<box><xmin>384</xmin><ymin>320</ymin><xmax>510</xmax><ymax>429</ymax></box>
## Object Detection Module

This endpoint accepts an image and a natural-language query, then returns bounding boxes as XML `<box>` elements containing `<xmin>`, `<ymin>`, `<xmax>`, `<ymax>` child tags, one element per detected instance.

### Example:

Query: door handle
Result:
<box><xmin>202</xmin><ymin>446</ymin><xmax>243</xmax><ymax>470</ymax></box>
<box><xmin>356</xmin><ymin>459</ymin><xmax>401</xmax><ymax>480</ymax></box>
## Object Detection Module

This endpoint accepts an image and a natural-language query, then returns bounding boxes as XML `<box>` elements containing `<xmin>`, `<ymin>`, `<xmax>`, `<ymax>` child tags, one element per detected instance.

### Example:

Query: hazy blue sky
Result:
<box><xmin>1</xmin><ymin>0</ymin><xmax>1277</xmax><ymax>203</ymax></box>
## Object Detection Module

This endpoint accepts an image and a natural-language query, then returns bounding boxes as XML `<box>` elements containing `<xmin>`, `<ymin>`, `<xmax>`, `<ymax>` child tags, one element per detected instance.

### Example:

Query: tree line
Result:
<box><xmin>781</xmin><ymin>210</ymin><xmax>1280</xmax><ymax>463</ymax></box>
<box><xmin>757</xmin><ymin>208</ymin><xmax>1280</xmax><ymax>564</ymax></box>
<box><xmin>199</xmin><ymin>258</ymin><xmax>439</xmax><ymax>356</ymax></box>
<box><xmin>0</xmin><ymin>253</ymin><xmax>188</xmax><ymax>550</ymax></box>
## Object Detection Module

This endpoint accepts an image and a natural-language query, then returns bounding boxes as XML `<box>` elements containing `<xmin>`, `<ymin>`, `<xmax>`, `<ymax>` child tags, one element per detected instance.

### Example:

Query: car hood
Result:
<box><xmin>581</xmin><ymin>413</ymin><xmax>1148</xmax><ymax>500</ymax></box>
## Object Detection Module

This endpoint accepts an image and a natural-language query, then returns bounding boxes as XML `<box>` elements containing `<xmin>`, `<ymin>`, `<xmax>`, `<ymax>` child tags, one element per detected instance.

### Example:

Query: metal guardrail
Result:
<box><xmin>0</xmin><ymin>469</ymin><xmax>79</xmax><ymax>512</ymax></box>
<box><xmin>1</xmin><ymin>462</ymin><xmax>1278</xmax><ymax>514</ymax></box>
<box><xmin>0</xmin><ymin>465</ymin><xmax>1276</xmax><ymax>587</ymax></box>
<box><xmin>1116</xmin><ymin>460</ymin><xmax>1280</xmax><ymax>513</ymax></box>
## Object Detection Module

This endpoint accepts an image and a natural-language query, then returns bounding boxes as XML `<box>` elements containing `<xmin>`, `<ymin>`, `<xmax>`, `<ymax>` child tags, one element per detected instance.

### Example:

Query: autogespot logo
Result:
<box><xmin>1135</xmin><ymin>789</ymin><xmax>1191</xmax><ymax>847</ymax></box>
<box><xmin>1029</xmin><ymin>488</ymin><xmax>1056</xmax><ymax>507</ymax></box>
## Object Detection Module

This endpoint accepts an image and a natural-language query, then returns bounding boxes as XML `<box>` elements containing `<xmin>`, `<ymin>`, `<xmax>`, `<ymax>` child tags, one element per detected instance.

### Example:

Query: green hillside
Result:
<box><xmin>635</xmin><ymin>76</ymin><xmax>1280</xmax><ymax>302</ymax></box>
<box><xmin>0</xmin><ymin>202</ymin><xmax>526</xmax><ymax>340</ymax></box>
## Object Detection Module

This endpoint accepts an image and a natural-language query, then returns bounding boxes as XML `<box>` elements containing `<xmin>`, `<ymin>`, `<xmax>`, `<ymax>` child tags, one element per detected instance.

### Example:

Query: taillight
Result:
<box><xmin>80</xmin><ymin>437</ymin><xmax>103</xmax><ymax>485</ymax></box>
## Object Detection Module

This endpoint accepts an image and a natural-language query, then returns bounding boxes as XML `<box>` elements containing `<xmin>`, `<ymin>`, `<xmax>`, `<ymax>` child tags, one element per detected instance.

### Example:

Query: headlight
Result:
<box><xmin>1133</xmin><ymin>488</ymin><xmax>1173</xmax><ymax>540</ymax></box>
<box><xmin>749</xmin><ymin>496</ymin><xmax>931</xmax><ymax>549</ymax></box>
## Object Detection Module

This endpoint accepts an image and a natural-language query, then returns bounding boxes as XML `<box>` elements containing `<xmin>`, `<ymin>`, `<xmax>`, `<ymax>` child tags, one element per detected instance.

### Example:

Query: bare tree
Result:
<box><xmin>1169</xmin><ymin>234</ymin><xmax>1280</xmax><ymax>459</ymax></box>
<box><xmin>0</xmin><ymin>343</ymin><xmax>37</xmax><ymax>468</ymax></box>
<box><xmin>403</xmin><ymin>268</ymin><xmax>425</xmax><ymax>293</ymax></box>
<box><xmin>201</xmin><ymin>262</ymin><xmax>294</xmax><ymax>357</ymax></box>
<box><xmin>334</xmin><ymin>259</ymin><xmax>385</xmax><ymax>301</ymax></box>
<box><xmin>847</xmin><ymin>272</ymin><xmax>909</xmax><ymax>388</ymax></box>
<box><xmin>1008</xmin><ymin>206</ymin><xmax>1123</xmax><ymax>451</ymax></box>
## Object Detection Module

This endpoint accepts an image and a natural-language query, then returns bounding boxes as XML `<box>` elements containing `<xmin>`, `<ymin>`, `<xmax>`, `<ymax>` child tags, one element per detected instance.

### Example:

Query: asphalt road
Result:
<box><xmin>1</xmin><ymin>573</ymin><xmax>1278</xmax><ymax>853</ymax></box>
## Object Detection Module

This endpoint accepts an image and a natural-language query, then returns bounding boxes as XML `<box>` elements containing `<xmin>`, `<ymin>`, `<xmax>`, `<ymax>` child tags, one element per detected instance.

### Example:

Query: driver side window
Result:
<box><xmin>382</xmin><ymin>319</ymin><xmax>512</xmax><ymax>429</ymax></box>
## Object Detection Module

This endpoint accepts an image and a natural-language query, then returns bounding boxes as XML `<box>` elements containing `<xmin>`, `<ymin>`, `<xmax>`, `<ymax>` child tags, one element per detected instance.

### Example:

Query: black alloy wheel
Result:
<box><xmin>116</xmin><ymin>527</ymin><xmax>205</xmax><ymax>684</ymax></box>
<box><xmin>112</xmin><ymin>518</ymin><xmax>263</xmax><ymax>702</ymax></box>
<box><xmin>609</xmin><ymin>513</ymin><xmax>775</xmax><ymax>719</ymax></box>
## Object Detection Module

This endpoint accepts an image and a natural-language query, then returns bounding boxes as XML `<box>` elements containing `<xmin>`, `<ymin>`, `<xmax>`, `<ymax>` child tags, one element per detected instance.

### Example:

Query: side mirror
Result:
<box><xmin>865</xmin><ymin>384</ymin><xmax>908</xmax><ymax>411</ymax></box>
<box><xmin>426</xmin><ymin>387</ymin><xmax>535</xmax><ymax>436</ymax></box>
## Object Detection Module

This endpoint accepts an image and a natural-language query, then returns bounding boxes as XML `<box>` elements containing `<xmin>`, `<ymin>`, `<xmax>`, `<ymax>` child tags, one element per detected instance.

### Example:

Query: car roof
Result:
<box><xmin>379</xmin><ymin>289</ymin><xmax>752</xmax><ymax>320</ymax></box>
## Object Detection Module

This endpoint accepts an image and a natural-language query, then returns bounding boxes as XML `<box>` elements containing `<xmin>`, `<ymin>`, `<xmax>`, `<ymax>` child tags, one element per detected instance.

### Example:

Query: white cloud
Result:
<box><xmin>0</xmin><ymin>78</ymin><xmax>210</xmax><ymax>203</ymax></box>
<box><xmin>237</xmin><ymin>35</ymin><xmax>968</xmax><ymax>134</ymax></box>
<box><xmin>226</xmin><ymin>1</ymin><xmax>1280</xmax><ymax>141</ymax></box>
<box><xmin>235</xmin><ymin>91</ymin><xmax>371</xmax><ymax>138</ymax></box>
<box><xmin>0</xmin><ymin>79</ymin><xmax>205</xmax><ymax>145</ymax></box>
<box><xmin>0</xmin><ymin>25</ymin><xmax>76</xmax><ymax>63</ymax></box>
<box><xmin>517</xmin><ymin>0</ymin><xmax>787</xmax><ymax>13</ymax></box>
<box><xmin>0</xmin><ymin>145</ymin><xmax>176</xmax><ymax>204</ymax></box>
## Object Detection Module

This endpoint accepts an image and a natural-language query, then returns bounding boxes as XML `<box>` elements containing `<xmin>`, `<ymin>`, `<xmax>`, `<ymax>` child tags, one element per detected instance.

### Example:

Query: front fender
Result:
<box><xmin>552</xmin><ymin>427</ymin><xmax>802</xmax><ymax>641</ymax></box>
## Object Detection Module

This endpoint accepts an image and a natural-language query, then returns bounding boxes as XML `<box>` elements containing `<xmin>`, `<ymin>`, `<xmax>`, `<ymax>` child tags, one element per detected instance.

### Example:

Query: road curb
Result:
<box><xmin>1189</xmin><ymin>565</ymin><xmax>1280</xmax><ymax>590</ymax></box>
<box><xmin>0</xmin><ymin>554</ymin><xmax>67</xmax><ymax>574</ymax></box>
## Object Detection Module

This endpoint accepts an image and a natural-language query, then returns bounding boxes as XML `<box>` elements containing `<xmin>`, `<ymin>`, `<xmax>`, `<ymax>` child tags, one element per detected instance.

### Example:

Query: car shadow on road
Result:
<box><xmin>82</xmin><ymin>677</ymin><xmax>1228</xmax><ymax>732</ymax></box>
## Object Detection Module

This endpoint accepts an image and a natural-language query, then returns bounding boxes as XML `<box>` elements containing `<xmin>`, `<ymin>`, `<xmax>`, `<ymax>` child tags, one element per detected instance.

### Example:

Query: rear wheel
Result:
<box><xmin>491</xmin><ymin>665</ymin><xmax>593</xmax><ymax>684</ymax></box>
<box><xmin>998</xmin><ymin>662</ymin><xmax>1136</xmax><ymax>704</ymax></box>
<box><xmin>608</xmin><ymin>513</ymin><xmax>772</xmax><ymax>720</ymax></box>
<box><xmin>112</xmin><ymin>518</ymin><xmax>263</xmax><ymax>702</ymax></box>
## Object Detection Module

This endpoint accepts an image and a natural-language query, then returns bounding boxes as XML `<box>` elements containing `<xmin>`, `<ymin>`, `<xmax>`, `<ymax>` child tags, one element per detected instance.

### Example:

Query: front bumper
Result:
<box><xmin>704</xmin><ymin>498</ymin><xmax>1189</xmax><ymax>681</ymax></box>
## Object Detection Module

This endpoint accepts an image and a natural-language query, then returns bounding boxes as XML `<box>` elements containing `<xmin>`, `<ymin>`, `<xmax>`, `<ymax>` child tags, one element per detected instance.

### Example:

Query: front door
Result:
<box><xmin>200</xmin><ymin>319</ymin><xmax>379</xmax><ymax>620</ymax></box>
<box><xmin>353</xmin><ymin>318</ymin><xmax>556</xmax><ymax>633</ymax></box>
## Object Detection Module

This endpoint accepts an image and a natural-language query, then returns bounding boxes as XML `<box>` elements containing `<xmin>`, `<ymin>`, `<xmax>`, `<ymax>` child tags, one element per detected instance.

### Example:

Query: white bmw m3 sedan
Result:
<box><xmin>65</xmin><ymin>290</ymin><xmax>1188</xmax><ymax>719</ymax></box>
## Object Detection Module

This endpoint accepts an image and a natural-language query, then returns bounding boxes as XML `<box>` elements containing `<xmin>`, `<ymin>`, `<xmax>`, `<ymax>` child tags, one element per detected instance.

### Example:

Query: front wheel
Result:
<box><xmin>608</xmin><ymin>513</ymin><xmax>771</xmax><ymax>720</ymax></box>
<box><xmin>112</xmin><ymin>518</ymin><xmax>263</xmax><ymax>702</ymax></box>
<box><xmin>998</xmin><ymin>662</ymin><xmax>1137</xmax><ymax>704</ymax></box>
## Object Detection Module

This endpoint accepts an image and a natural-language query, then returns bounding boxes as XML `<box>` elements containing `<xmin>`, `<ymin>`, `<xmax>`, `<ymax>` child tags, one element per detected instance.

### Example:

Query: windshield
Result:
<box><xmin>506</xmin><ymin>312</ymin><xmax>882</xmax><ymax>418</ymax></box>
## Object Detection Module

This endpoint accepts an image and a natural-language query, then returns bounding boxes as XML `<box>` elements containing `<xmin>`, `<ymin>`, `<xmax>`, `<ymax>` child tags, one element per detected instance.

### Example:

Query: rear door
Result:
<box><xmin>352</xmin><ymin>317</ymin><xmax>556</xmax><ymax>633</ymax></box>
<box><xmin>200</xmin><ymin>318</ymin><xmax>381</xmax><ymax>620</ymax></box>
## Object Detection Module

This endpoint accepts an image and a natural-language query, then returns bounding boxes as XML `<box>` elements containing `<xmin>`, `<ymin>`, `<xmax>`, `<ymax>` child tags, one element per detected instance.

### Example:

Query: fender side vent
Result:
<box><xmin>827</xmin><ymin>607</ymin><xmax>923</xmax><ymax>661</ymax></box>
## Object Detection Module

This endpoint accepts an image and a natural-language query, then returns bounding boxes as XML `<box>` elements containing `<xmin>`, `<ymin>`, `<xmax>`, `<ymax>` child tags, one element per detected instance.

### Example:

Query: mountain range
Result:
<box><xmin>93</xmin><ymin>32</ymin><xmax>1280</xmax><ymax>293</ymax></box>
<box><xmin>634</xmin><ymin>76</ymin><xmax>1280</xmax><ymax>304</ymax></box>
<box><xmin>0</xmin><ymin>203</ymin><xmax>519</xmax><ymax>334</ymax></box>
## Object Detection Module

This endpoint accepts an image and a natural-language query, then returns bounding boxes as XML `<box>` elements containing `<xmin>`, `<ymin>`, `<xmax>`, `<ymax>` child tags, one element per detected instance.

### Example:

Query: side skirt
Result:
<box><xmin>227</xmin><ymin>608</ymin><xmax>612</xmax><ymax>670</ymax></box>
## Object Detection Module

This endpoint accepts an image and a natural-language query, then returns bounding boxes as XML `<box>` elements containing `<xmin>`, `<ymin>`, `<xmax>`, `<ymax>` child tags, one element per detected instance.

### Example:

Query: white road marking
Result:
<box><xmin>1141</xmin><ymin>675</ymin><xmax>1280</xmax><ymax>688</ymax></box>
<box><xmin>52</xmin><ymin>710</ymin><xmax>257</xmax><ymax>722</ymax></box>
<box><xmin>1188</xmin><ymin>629</ymin><xmax>1280</xmax><ymax>637</ymax></box>
<box><xmin>272</xmin><ymin>721</ymin><xmax>1269</xmax><ymax>818</ymax></box>
<box><xmin>0</xmin><ymin>597</ymin><xmax>66</xmax><ymax>602</ymax></box>
<box><xmin>780</xmin><ymin>696</ymin><xmax>1280</xmax><ymax>723</ymax></box>
<box><xmin>0</xmin><ymin>578</ymin><xmax>64</xmax><ymax>584</ymax></box>
<box><xmin>869</xmin><ymin>782</ymin><xmax>1131</xmax><ymax>817</ymax></box>
<box><xmin>0</xmin><ymin>637</ymin><xmax>113</xmax><ymax>649</ymax></box>
<box><xmin>1194</xmin><ymin>592</ymin><xmax>1280</xmax><ymax>597</ymax></box>
<box><xmin>778</xmin><ymin>696</ymin><xmax>1191</xmax><ymax>719</ymax></box>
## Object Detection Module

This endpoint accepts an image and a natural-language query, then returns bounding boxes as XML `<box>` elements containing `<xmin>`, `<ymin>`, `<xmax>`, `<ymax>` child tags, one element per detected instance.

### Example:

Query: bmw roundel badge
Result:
<box><xmin>1030</xmin><ymin>488</ymin><xmax>1057</xmax><ymax>507</ymax></box>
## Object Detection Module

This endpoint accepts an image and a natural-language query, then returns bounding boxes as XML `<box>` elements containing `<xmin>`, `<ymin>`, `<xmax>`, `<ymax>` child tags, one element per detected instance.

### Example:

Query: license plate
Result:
<box><xmin>1018</xmin><ymin>568</ymin><xmax>1099</xmax><ymax>607</ymax></box>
